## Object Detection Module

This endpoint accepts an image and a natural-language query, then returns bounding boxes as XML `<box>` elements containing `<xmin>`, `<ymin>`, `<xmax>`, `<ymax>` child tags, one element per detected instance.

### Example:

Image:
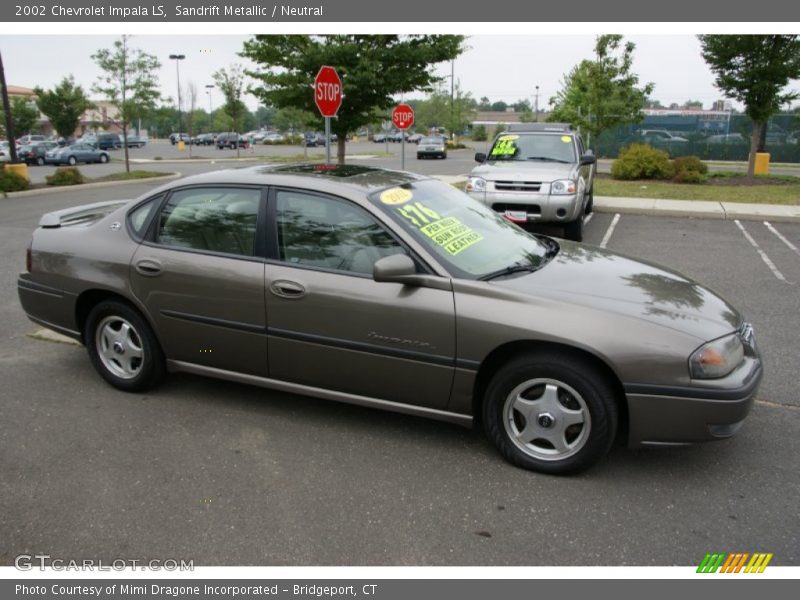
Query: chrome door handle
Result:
<box><xmin>134</xmin><ymin>259</ymin><xmax>163</xmax><ymax>277</ymax></box>
<box><xmin>270</xmin><ymin>280</ymin><xmax>306</xmax><ymax>299</ymax></box>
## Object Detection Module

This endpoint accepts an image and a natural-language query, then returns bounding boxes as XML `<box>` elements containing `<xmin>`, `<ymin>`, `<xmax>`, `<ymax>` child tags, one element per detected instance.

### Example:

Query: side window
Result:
<box><xmin>275</xmin><ymin>190</ymin><xmax>404</xmax><ymax>275</ymax></box>
<box><xmin>156</xmin><ymin>187</ymin><xmax>261</xmax><ymax>257</ymax></box>
<box><xmin>127</xmin><ymin>195</ymin><xmax>162</xmax><ymax>239</ymax></box>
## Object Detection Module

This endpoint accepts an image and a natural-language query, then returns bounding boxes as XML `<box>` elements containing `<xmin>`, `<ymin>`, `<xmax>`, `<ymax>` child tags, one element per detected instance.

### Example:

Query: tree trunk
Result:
<box><xmin>747</xmin><ymin>121</ymin><xmax>765</xmax><ymax>178</ymax></box>
<box><xmin>122</xmin><ymin>124</ymin><xmax>130</xmax><ymax>173</ymax></box>
<box><xmin>337</xmin><ymin>136</ymin><xmax>346</xmax><ymax>165</ymax></box>
<box><xmin>757</xmin><ymin>122</ymin><xmax>767</xmax><ymax>153</ymax></box>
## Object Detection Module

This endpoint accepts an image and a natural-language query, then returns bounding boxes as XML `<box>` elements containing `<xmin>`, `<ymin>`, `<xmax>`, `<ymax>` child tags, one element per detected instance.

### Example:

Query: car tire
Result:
<box><xmin>483</xmin><ymin>351</ymin><xmax>618</xmax><ymax>475</ymax></box>
<box><xmin>85</xmin><ymin>300</ymin><xmax>165</xmax><ymax>393</ymax></box>
<box><xmin>564</xmin><ymin>214</ymin><xmax>584</xmax><ymax>242</ymax></box>
<box><xmin>67</xmin><ymin>156</ymin><xmax>77</xmax><ymax>166</ymax></box>
<box><xmin>584</xmin><ymin>190</ymin><xmax>594</xmax><ymax>215</ymax></box>
<box><xmin>36</xmin><ymin>157</ymin><xmax>44</xmax><ymax>166</ymax></box>
<box><xmin>99</xmin><ymin>153</ymin><xmax>109</xmax><ymax>164</ymax></box>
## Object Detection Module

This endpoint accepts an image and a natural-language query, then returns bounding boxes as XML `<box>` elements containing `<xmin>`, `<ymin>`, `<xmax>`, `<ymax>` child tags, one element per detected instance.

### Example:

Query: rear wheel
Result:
<box><xmin>85</xmin><ymin>300</ymin><xmax>164</xmax><ymax>392</ymax></box>
<box><xmin>483</xmin><ymin>352</ymin><xmax>618</xmax><ymax>474</ymax></box>
<box><xmin>36</xmin><ymin>156</ymin><xmax>44</xmax><ymax>166</ymax></box>
<box><xmin>67</xmin><ymin>156</ymin><xmax>77</xmax><ymax>166</ymax></box>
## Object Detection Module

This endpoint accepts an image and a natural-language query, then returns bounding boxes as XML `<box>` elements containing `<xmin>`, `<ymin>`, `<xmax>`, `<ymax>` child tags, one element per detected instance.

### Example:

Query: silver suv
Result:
<box><xmin>466</xmin><ymin>123</ymin><xmax>595</xmax><ymax>241</ymax></box>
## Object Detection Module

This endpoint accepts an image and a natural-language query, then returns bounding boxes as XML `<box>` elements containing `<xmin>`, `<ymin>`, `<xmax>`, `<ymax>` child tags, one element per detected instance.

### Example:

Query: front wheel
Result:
<box><xmin>67</xmin><ymin>156</ymin><xmax>77</xmax><ymax>166</ymax></box>
<box><xmin>584</xmin><ymin>189</ymin><xmax>594</xmax><ymax>215</ymax></box>
<box><xmin>36</xmin><ymin>156</ymin><xmax>44</xmax><ymax>166</ymax></box>
<box><xmin>99</xmin><ymin>153</ymin><xmax>109</xmax><ymax>163</ymax></box>
<box><xmin>483</xmin><ymin>352</ymin><xmax>618</xmax><ymax>474</ymax></box>
<box><xmin>564</xmin><ymin>213</ymin><xmax>584</xmax><ymax>242</ymax></box>
<box><xmin>85</xmin><ymin>300</ymin><xmax>165</xmax><ymax>392</ymax></box>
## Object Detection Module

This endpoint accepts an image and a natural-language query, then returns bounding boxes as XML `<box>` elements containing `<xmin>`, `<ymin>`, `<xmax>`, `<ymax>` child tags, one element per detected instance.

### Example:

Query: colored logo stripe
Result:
<box><xmin>697</xmin><ymin>552</ymin><xmax>773</xmax><ymax>573</ymax></box>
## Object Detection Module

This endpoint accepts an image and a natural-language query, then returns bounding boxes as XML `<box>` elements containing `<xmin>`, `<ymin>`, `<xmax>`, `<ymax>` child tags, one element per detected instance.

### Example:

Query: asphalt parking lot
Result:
<box><xmin>0</xmin><ymin>169</ymin><xmax>798</xmax><ymax>566</ymax></box>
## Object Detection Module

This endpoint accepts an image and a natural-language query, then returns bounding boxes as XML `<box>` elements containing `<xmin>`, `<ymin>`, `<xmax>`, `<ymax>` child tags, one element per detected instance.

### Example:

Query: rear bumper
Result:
<box><xmin>18</xmin><ymin>276</ymin><xmax>81</xmax><ymax>341</ymax></box>
<box><xmin>625</xmin><ymin>359</ymin><xmax>762</xmax><ymax>448</ymax></box>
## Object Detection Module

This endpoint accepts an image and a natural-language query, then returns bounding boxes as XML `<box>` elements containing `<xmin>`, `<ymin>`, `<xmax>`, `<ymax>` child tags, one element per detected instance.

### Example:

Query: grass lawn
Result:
<box><xmin>594</xmin><ymin>177</ymin><xmax>800</xmax><ymax>205</ymax></box>
<box><xmin>90</xmin><ymin>170</ymin><xmax>169</xmax><ymax>182</ymax></box>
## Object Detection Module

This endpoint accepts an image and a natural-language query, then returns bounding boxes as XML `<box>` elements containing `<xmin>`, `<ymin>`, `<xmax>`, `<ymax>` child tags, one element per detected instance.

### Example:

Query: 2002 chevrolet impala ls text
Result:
<box><xmin>17</xmin><ymin>164</ymin><xmax>762</xmax><ymax>474</ymax></box>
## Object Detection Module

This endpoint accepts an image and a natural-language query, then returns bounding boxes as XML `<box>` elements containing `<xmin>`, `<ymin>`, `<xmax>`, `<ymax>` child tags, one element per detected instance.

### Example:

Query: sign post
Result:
<box><xmin>392</xmin><ymin>103</ymin><xmax>415</xmax><ymax>170</ymax></box>
<box><xmin>381</xmin><ymin>120</ymin><xmax>392</xmax><ymax>155</ymax></box>
<box><xmin>314</xmin><ymin>65</ymin><xmax>343</xmax><ymax>164</ymax></box>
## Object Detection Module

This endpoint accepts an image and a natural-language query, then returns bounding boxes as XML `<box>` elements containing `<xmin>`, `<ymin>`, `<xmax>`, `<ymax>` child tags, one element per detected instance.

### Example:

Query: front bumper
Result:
<box><xmin>466</xmin><ymin>190</ymin><xmax>582</xmax><ymax>223</ymax></box>
<box><xmin>624</xmin><ymin>357</ymin><xmax>762</xmax><ymax>447</ymax></box>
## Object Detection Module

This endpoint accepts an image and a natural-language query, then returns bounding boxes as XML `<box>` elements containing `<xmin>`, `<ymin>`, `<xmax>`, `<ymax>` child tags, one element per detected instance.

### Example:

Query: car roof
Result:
<box><xmin>506</xmin><ymin>123</ymin><xmax>573</xmax><ymax>133</ymax></box>
<box><xmin>154</xmin><ymin>164</ymin><xmax>429</xmax><ymax>196</ymax></box>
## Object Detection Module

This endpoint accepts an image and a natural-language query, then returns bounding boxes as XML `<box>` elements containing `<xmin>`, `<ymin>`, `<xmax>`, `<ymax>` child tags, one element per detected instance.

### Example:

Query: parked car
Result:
<box><xmin>0</xmin><ymin>141</ymin><xmax>10</xmax><ymax>163</ymax></box>
<box><xmin>122</xmin><ymin>135</ymin><xmax>148</xmax><ymax>148</ymax></box>
<box><xmin>169</xmin><ymin>133</ymin><xmax>191</xmax><ymax>145</ymax></box>
<box><xmin>390</xmin><ymin>131</ymin><xmax>409</xmax><ymax>142</ymax></box>
<box><xmin>407</xmin><ymin>133</ymin><xmax>423</xmax><ymax>144</ymax></box>
<box><xmin>16</xmin><ymin>134</ymin><xmax>46</xmax><ymax>146</ymax></box>
<box><xmin>630</xmin><ymin>129</ymin><xmax>689</xmax><ymax>144</ymax></box>
<box><xmin>303</xmin><ymin>132</ymin><xmax>325</xmax><ymax>147</ymax></box>
<box><xmin>372</xmin><ymin>133</ymin><xmax>388</xmax><ymax>143</ymax></box>
<box><xmin>416</xmin><ymin>136</ymin><xmax>448</xmax><ymax>160</ymax></box>
<box><xmin>17</xmin><ymin>163</ymin><xmax>761</xmax><ymax>475</ymax></box>
<box><xmin>192</xmin><ymin>133</ymin><xmax>216</xmax><ymax>146</ymax></box>
<box><xmin>262</xmin><ymin>132</ymin><xmax>286</xmax><ymax>144</ymax></box>
<box><xmin>466</xmin><ymin>123</ymin><xmax>596</xmax><ymax>242</ymax></box>
<box><xmin>216</xmin><ymin>132</ymin><xmax>249</xmax><ymax>149</ymax></box>
<box><xmin>704</xmin><ymin>133</ymin><xmax>746</xmax><ymax>144</ymax></box>
<box><xmin>44</xmin><ymin>143</ymin><xmax>110</xmax><ymax>165</ymax></box>
<box><xmin>18</xmin><ymin>141</ymin><xmax>59</xmax><ymax>166</ymax></box>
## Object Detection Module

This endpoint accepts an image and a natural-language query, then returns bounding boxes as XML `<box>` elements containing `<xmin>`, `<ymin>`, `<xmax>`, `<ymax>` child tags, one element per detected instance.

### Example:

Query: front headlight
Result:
<box><xmin>551</xmin><ymin>179</ymin><xmax>577</xmax><ymax>195</ymax></box>
<box><xmin>466</xmin><ymin>176</ymin><xmax>486</xmax><ymax>193</ymax></box>
<box><xmin>689</xmin><ymin>333</ymin><xmax>744</xmax><ymax>379</ymax></box>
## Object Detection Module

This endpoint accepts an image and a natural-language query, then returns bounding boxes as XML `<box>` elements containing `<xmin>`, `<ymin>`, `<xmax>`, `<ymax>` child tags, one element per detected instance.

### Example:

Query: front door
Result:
<box><xmin>265</xmin><ymin>189</ymin><xmax>456</xmax><ymax>410</ymax></box>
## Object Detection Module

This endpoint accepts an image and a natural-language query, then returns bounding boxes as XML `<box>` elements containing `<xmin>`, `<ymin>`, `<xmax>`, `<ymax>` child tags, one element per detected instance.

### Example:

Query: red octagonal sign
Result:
<box><xmin>314</xmin><ymin>65</ymin><xmax>343</xmax><ymax>118</ymax></box>
<box><xmin>392</xmin><ymin>103</ymin><xmax>414</xmax><ymax>130</ymax></box>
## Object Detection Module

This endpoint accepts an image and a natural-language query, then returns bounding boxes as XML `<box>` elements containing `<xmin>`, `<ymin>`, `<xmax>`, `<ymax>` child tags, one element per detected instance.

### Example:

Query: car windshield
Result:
<box><xmin>487</xmin><ymin>133</ymin><xmax>575</xmax><ymax>163</ymax></box>
<box><xmin>369</xmin><ymin>179</ymin><xmax>553</xmax><ymax>280</ymax></box>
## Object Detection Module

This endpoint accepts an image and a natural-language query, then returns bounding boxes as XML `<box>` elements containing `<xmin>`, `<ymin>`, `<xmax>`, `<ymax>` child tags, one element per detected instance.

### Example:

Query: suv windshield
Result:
<box><xmin>487</xmin><ymin>133</ymin><xmax>576</xmax><ymax>163</ymax></box>
<box><xmin>369</xmin><ymin>179</ymin><xmax>553</xmax><ymax>279</ymax></box>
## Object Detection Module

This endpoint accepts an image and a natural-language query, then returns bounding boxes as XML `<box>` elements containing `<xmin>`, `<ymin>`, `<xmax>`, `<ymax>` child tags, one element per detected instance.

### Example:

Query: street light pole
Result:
<box><xmin>450</xmin><ymin>59</ymin><xmax>455</xmax><ymax>141</ymax></box>
<box><xmin>534</xmin><ymin>85</ymin><xmax>540</xmax><ymax>122</ymax></box>
<box><xmin>169</xmin><ymin>54</ymin><xmax>186</xmax><ymax>135</ymax></box>
<box><xmin>205</xmin><ymin>84</ymin><xmax>214</xmax><ymax>131</ymax></box>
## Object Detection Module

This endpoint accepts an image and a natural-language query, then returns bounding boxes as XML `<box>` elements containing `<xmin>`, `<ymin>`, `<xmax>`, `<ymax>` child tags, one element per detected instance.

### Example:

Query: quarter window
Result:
<box><xmin>275</xmin><ymin>190</ymin><xmax>404</xmax><ymax>275</ymax></box>
<box><xmin>127</xmin><ymin>195</ymin><xmax>162</xmax><ymax>239</ymax></box>
<box><xmin>157</xmin><ymin>187</ymin><xmax>261</xmax><ymax>256</ymax></box>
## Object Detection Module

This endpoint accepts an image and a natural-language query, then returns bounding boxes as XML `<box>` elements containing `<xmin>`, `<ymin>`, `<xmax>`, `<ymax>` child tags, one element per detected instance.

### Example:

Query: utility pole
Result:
<box><xmin>205</xmin><ymin>84</ymin><xmax>214</xmax><ymax>131</ymax></box>
<box><xmin>534</xmin><ymin>85</ymin><xmax>540</xmax><ymax>122</ymax></box>
<box><xmin>450</xmin><ymin>59</ymin><xmax>455</xmax><ymax>140</ymax></box>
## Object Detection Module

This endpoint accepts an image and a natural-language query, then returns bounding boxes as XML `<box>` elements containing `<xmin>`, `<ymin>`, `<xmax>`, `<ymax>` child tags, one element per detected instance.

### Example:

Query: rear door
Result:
<box><xmin>263</xmin><ymin>188</ymin><xmax>456</xmax><ymax>410</ymax></box>
<box><xmin>129</xmin><ymin>185</ymin><xmax>268</xmax><ymax>376</ymax></box>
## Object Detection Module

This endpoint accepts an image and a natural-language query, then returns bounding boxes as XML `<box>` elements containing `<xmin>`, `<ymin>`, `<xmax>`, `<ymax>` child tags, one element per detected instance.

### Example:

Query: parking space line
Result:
<box><xmin>734</xmin><ymin>220</ymin><xmax>788</xmax><ymax>282</ymax></box>
<box><xmin>584</xmin><ymin>213</ymin><xmax>594</xmax><ymax>226</ymax></box>
<box><xmin>764</xmin><ymin>221</ymin><xmax>800</xmax><ymax>258</ymax></box>
<box><xmin>599</xmin><ymin>213</ymin><xmax>620</xmax><ymax>248</ymax></box>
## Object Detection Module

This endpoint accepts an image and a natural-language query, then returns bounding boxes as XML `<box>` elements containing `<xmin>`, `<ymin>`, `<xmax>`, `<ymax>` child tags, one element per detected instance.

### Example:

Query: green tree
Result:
<box><xmin>549</xmin><ymin>34</ymin><xmax>653</xmax><ymax>147</ymax></box>
<box><xmin>683</xmin><ymin>99</ymin><xmax>704</xmax><ymax>109</ymax></box>
<box><xmin>1</xmin><ymin>96</ymin><xmax>40</xmax><ymax>136</ymax></box>
<box><xmin>212</xmin><ymin>63</ymin><xmax>247</xmax><ymax>157</ymax></box>
<box><xmin>699</xmin><ymin>34</ymin><xmax>800</xmax><ymax>176</ymax></box>
<box><xmin>274</xmin><ymin>106</ymin><xmax>319</xmax><ymax>134</ymax></box>
<box><xmin>92</xmin><ymin>35</ymin><xmax>161</xmax><ymax>171</ymax></box>
<box><xmin>34</xmin><ymin>76</ymin><xmax>93</xmax><ymax>139</ymax></box>
<box><xmin>241</xmin><ymin>34</ymin><xmax>464</xmax><ymax>164</ymax></box>
<box><xmin>490</xmin><ymin>100</ymin><xmax>508</xmax><ymax>112</ymax></box>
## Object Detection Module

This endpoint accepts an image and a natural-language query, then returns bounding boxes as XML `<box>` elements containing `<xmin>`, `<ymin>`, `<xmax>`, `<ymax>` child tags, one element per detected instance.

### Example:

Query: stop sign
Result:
<box><xmin>314</xmin><ymin>66</ymin><xmax>342</xmax><ymax>117</ymax></box>
<box><xmin>392</xmin><ymin>104</ymin><xmax>414</xmax><ymax>130</ymax></box>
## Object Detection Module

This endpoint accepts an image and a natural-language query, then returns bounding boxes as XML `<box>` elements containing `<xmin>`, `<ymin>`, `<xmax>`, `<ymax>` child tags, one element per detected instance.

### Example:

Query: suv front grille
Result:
<box><xmin>494</xmin><ymin>181</ymin><xmax>542</xmax><ymax>192</ymax></box>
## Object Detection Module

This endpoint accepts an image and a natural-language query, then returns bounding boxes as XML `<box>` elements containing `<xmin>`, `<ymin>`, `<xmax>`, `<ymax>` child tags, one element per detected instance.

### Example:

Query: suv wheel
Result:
<box><xmin>85</xmin><ymin>300</ymin><xmax>165</xmax><ymax>392</ymax></box>
<box><xmin>483</xmin><ymin>352</ymin><xmax>618</xmax><ymax>474</ymax></box>
<box><xmin>584</xmin><ymin>190</ymin><xmax>594</xmax><ymax>215</ymax></box>
<box><xmin>564</xmin><ymin>213</ymin><xmax>584</xmax><ymax>242</ymax></box>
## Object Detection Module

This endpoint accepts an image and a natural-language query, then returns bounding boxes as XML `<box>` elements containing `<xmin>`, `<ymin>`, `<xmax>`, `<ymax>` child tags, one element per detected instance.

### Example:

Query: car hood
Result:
<box><xmin>471</xmin><ymin>160</ymin><xmax>575</xmax><ymax>182</ymax></box>
<box><xmin>494</xmin><ymin>240</ymin><xmax>742</xmax><ymax>342</ymax></box>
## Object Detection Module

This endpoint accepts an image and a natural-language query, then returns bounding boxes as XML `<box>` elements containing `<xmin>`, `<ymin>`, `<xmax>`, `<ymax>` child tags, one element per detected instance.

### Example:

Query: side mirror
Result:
<box><xmin>474</xmin><ymin>152</ymin><xmax>486</xmax><ymax>163</ymax></box>
<box><xmin>373</xmin><ymin>254</ymin><xmax>417</xmax><ymax>283</ymax></box>
<box><xmin>579</xmin><ymin>153</ymin><xmax>596</xmax><ymax>166</ymax></box>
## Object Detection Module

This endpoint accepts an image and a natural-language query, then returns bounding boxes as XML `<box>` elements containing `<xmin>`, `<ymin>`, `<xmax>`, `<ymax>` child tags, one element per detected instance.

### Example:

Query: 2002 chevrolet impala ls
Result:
<box><xmin>18</xmin><ymin>164</ymin><xmax>762</xmax><ymax>474</ymax></box>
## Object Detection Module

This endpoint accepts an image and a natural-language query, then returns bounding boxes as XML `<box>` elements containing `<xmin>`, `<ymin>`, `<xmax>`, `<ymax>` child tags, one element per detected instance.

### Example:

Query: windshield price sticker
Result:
<box><xmin>396</xmin><ymin>202</ymin><xmax>484</xmax><ymax>256</ymax></box>
<box><xmin>490</xmin><ymin>138</ymin><xmax>517</xmax><ymax>157</ymax></box>
<box><xmin>380</xmin><ymin>187</ymin><xmax>414</xmax><ymax>205</ymax></box>
<box><xmin>561</xmin><ymin>135</ymin><xmax>572</xmax><ymax>143</ymax></box>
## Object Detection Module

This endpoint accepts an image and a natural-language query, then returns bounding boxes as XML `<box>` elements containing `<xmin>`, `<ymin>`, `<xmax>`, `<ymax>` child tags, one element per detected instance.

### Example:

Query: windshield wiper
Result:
<box><xmin>479</xmin><ymin>260</ymin><xmax>540</xmax><ymax>281</ymax></box>
<box><xmin>526</xmin><ymin>156</ymin><xmax>570</xmax><ymax>163</ymax></box>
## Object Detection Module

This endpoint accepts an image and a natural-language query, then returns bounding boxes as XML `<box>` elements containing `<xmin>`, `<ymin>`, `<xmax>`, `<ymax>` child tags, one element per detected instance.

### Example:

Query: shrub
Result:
<box><xmin>611</xmin><ymin>143</ymin><xmax>674</xmax><ymax>180</ymax></box>
<box><xmin>672</xmin><ymin>169</ymin><xmax>707</xmax><ymax>184</ymax></box>
<box><xmin>0</xmin><ymin>168</ymin><xmax>30</xmax><ymax>192</ymax></box>
<box><xmin>46</xmin><ymin>167</ymin><xmax>85</xmax><ymax>186</ymax></box>
<box><xmin>472</xmin><ymin>125</ymin><xmax>488</xmax><ymax>142</ymax></box>
<box><xmin>672</xmin><ymin>155</ymin><xmax>708</xmax><ymax>175</ymax></box>
<box><xmin>446</xmin><ymin>141</ymin><xmax>467</xmax><ymax>150</ymax></box>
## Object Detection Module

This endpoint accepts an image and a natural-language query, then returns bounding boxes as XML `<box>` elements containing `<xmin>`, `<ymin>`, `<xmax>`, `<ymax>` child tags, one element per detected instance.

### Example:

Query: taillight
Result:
<box><xmin>26</xmin><ymin>240</ymin><xmax>32</xmax><ymax>272</ymax></box>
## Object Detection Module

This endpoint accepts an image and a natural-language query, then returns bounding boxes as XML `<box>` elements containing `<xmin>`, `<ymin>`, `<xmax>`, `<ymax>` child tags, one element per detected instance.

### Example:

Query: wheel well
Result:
<box><xmin>74</xmin><ymin>290</ymin><xmax>153</xmax><ymax>346</ymax></box>
<box><xmin>471</xmin><ymin>340</ymin><xmax>628</xmax><ymax>444</ymax></box>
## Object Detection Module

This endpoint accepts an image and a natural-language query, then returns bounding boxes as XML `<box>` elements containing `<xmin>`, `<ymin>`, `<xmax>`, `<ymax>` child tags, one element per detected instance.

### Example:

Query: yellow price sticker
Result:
<box><xmin>497</xmin><ymin>134</ymin><xmax>519</xmax><ymax>141</ymax></box>
<box><xmin>380</xmin><ymin>188</ymin><xmax>413</xmax><ymax>205</ymax></box>
<box><xmin>561</xmin><ymin>135</ymin><xmax>572</xmax><ymax>143</ymax></box>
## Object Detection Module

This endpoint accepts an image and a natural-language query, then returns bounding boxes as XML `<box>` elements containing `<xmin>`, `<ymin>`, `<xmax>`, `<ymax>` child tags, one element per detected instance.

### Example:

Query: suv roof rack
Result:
<box><xmin>506</xmin><ymin>123</ymin><xmax>573</xmax><ymax>133</ymax></box>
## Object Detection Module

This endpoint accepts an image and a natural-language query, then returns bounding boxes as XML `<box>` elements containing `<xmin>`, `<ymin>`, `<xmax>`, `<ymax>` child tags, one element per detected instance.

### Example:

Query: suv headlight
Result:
<box><xmin>551</xmin><ymin>179</ymin><xmax>577</xmax><ymax>195</ymax></box>
<box><xmin>689</xmin><ymin>333</ymin><xmax>744</xmax><ymax>379</ymax></box>
<box><xmin>466</xmin><ymin>176</ymin><xmax>486</xmax><ymax>193</ymax></box>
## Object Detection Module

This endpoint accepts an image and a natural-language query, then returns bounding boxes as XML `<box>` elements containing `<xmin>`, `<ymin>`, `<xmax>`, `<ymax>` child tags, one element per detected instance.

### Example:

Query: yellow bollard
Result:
<box><xmin>754</xmin><ymin>152</ymin><xmax>770</xmax><ymax>176</ymax></box>
<box><xmin>4</xmin><ymin>162</ymin><xmax>30</xmax><ymax>181</ymax></box>
<box><xmin>178</xmin><ymin>141</ymin><xmax>185</xmax><ymax>152</ymax></box>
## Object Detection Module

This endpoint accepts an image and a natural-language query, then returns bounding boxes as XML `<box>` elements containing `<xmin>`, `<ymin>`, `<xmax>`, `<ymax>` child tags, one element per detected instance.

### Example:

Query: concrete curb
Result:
<box><xmin>594</xmin><ymin>196</ymin><xmax>800</xmax><ymax>223</ymax></box>
<box><xmin>3</xmin><ymin>172</ymin><xmax>182</xmax><ymax>199</ymax></box>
